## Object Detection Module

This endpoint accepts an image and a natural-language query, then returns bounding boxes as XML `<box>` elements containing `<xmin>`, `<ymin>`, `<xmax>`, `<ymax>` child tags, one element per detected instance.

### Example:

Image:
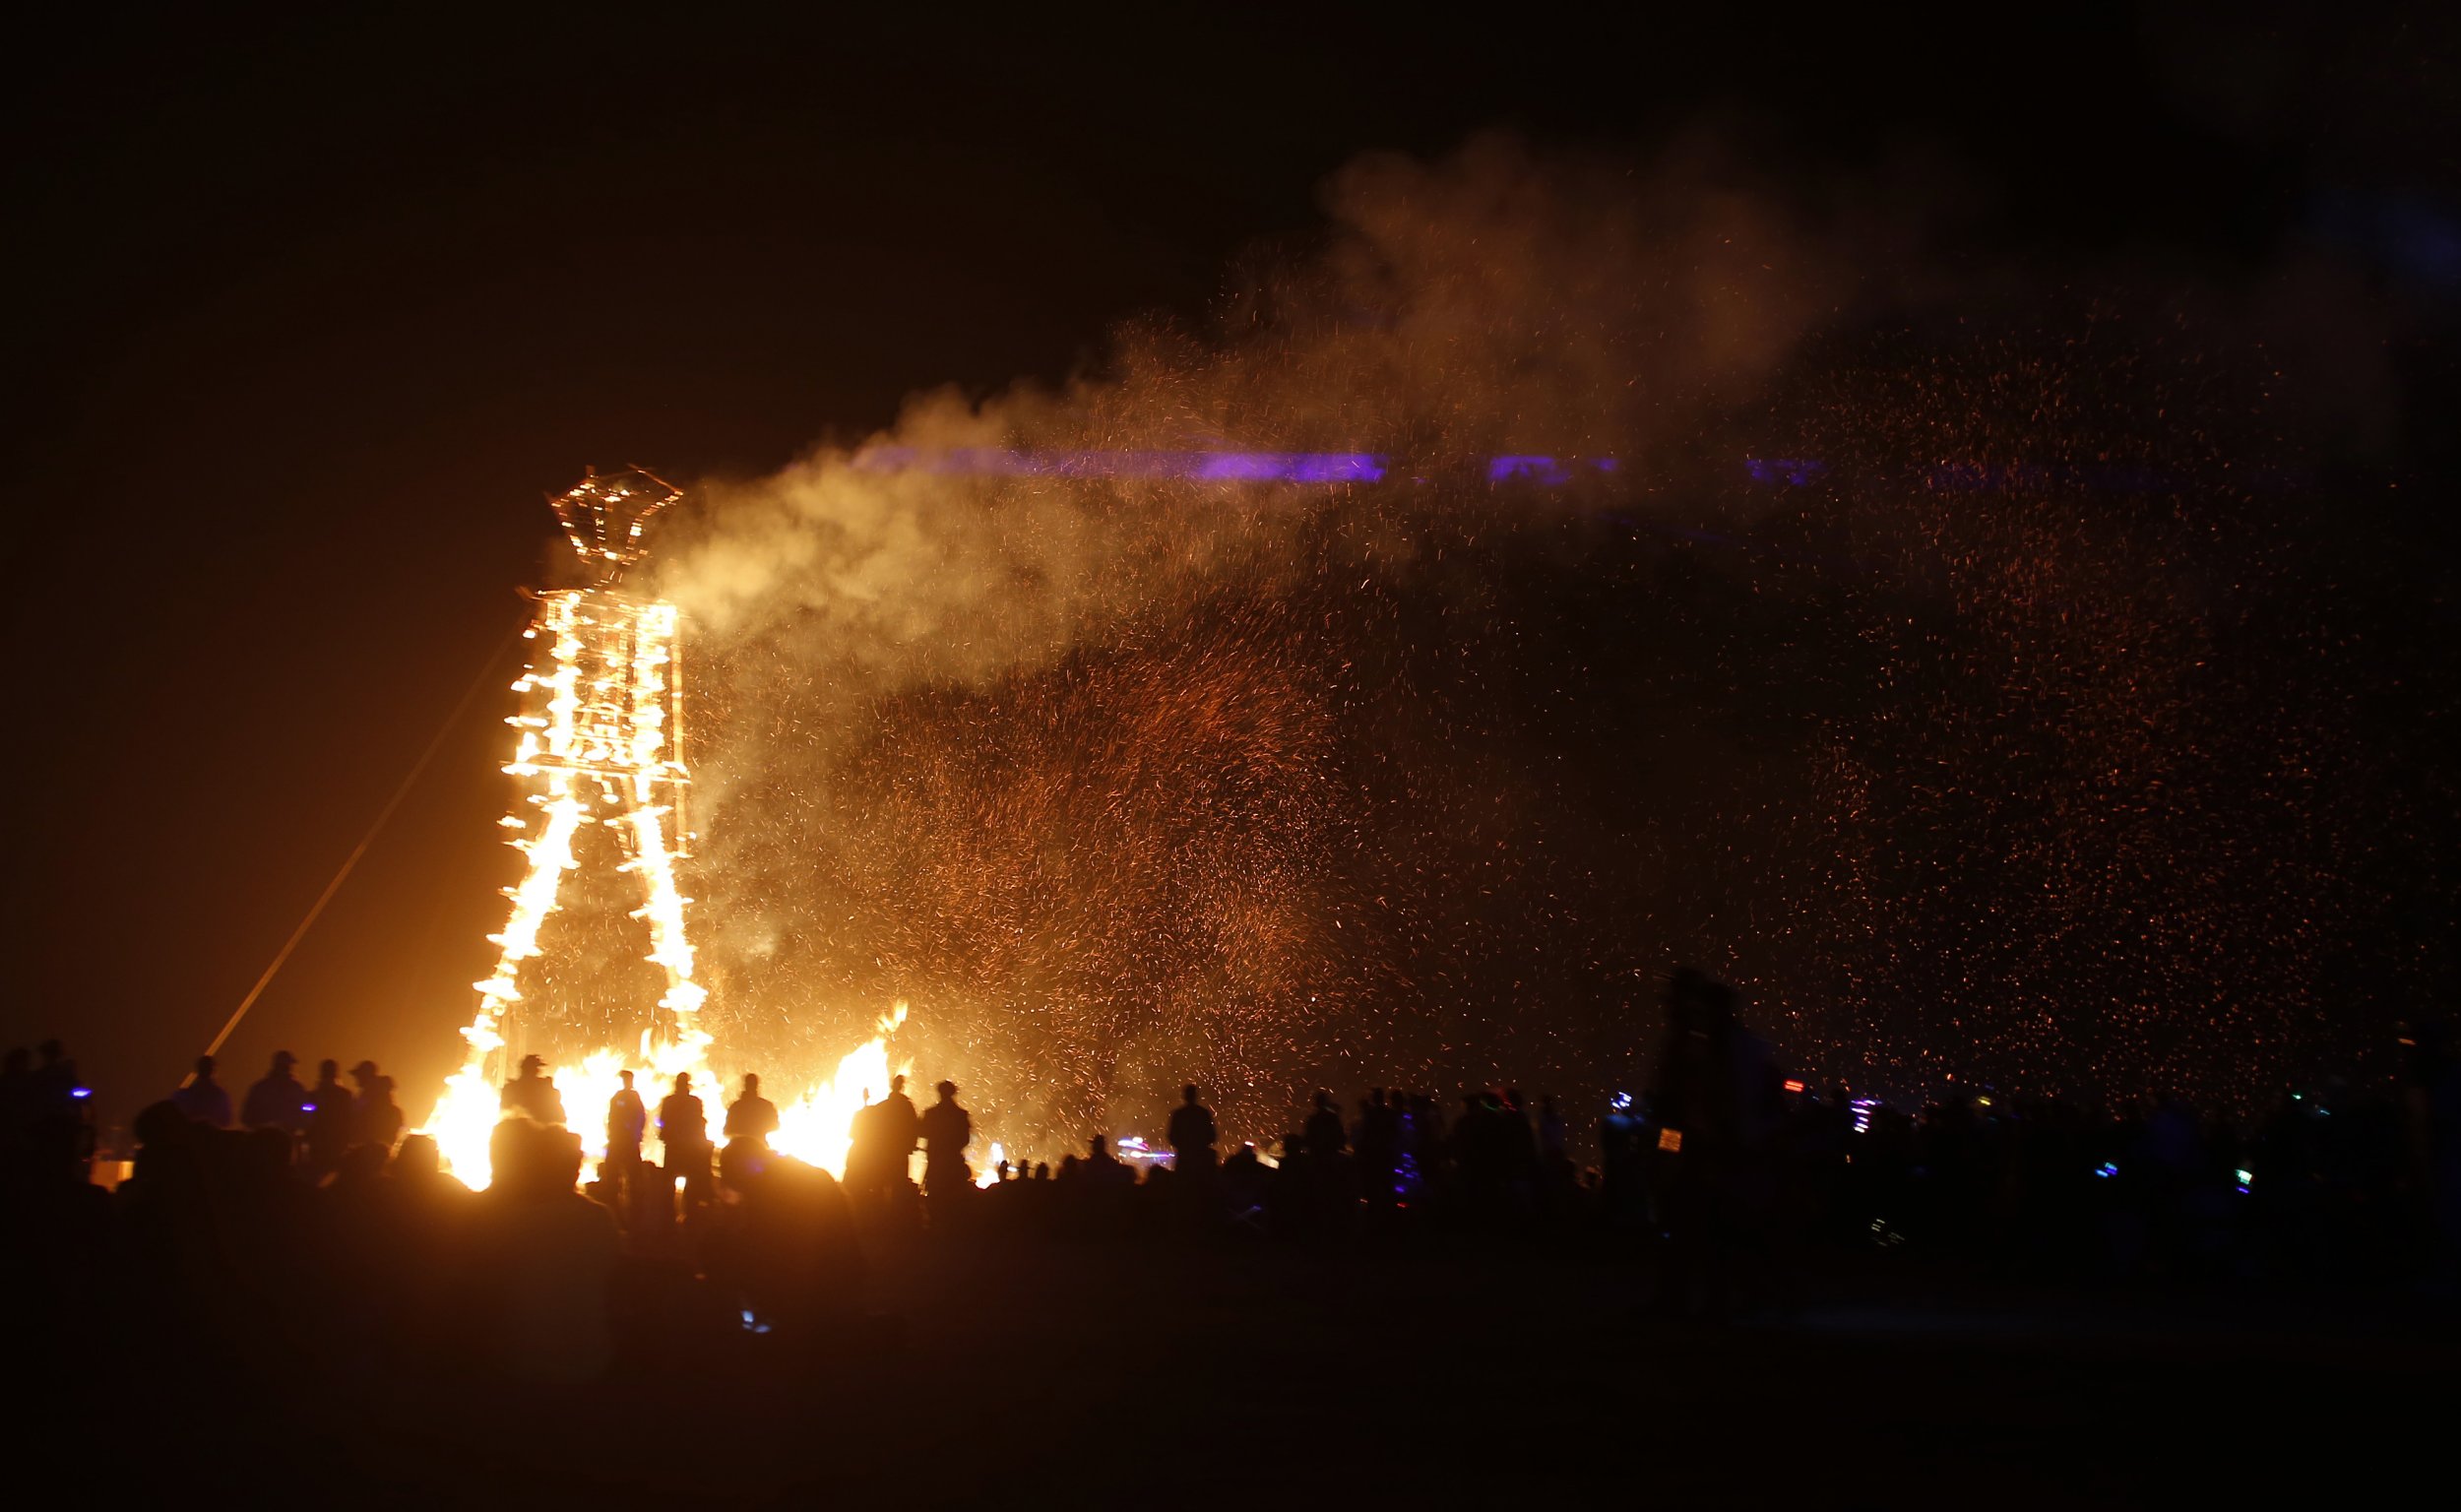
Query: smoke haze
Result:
<box><xmin>631</xmin><ymin>132</ymin><xmax>2441</xmax><ymax>1150</ymax></box>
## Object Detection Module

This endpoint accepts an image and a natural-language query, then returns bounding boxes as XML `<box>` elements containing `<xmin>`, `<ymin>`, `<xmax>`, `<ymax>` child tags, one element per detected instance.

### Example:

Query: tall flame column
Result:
<box><xmin>444</xmin><ymin>469</ymin><xmax>708</xmax><ymax>1126</ymax></box>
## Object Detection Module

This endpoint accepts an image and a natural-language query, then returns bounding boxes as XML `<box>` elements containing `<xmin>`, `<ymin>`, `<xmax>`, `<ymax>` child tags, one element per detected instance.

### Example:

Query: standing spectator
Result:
<box><xmin>660</xmin><ymin>1072</ymin><xmax>712</xmax><ymax>1212</ymax></box>
<box><xmin>351</xmin><ymin>1061</ymin><xmax>404</xmax><ymax>1153</ymax></box>
<box><xmin>242</xmin><ymin>1049</ymin><xmax>311</xmax><ymax>1134</ymax></box>
<box><xmin>879</xmin><ymin>1074</ymin><xmax>921</xmax><ymax>1184</ymax></box>
<box><xmin>606</xmin><ymin>1070</ymin><xmax>647</xmax><ymax>1166</ymax></box>
<box><xmin>31</xmin><ymin>1040</ymin><xmax>81</xmax><ymax>1116</ymax></box>
<box><xmin>172</xmin><ymin>1055</ymin><xmax>232</xmax><ymax>1127</ymax></box>
<box><xmin>726</xmin><ymin>1072</ymin><xmax>780</xmax><ymax>1147</ymax></box>
<box><xmin>1304</xmin><ymin>1090</ymin><xmax>1347</xmax><ymax>1160</ymax></box>
<box><xmin>305</xmin><ymin>1059</ymin><xmax>355</xmax><ymax>1176</ymax></box>
<box><xmin>1167</xmin><ymin>1084</ymin><xmax>1218</xmax><ymax>1173</ymax></box>
<box><xmin>921</xmin><ymin>1081</ymin><xmax>973</xmax><ymax>1199</ymax></box>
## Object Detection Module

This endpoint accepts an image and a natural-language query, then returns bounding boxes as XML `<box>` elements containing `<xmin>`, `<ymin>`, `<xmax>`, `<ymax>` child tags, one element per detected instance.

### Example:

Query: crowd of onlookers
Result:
<box><xmin>7</xmin><ymin>972</ymin><xmax>2459</xmax><ymax>1389</ymax></box>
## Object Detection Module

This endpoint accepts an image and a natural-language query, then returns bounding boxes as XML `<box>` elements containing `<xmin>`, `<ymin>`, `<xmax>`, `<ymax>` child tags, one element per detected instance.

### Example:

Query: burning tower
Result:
<box><xmin>423</xmin><ymin>468</ymin><xmax>927</xmax><ymax>1188</ymax></box>
<box><xmin>447</xmin><ymin>468</ymin><xmax>710</xmax><ymax>1102</ymax></box>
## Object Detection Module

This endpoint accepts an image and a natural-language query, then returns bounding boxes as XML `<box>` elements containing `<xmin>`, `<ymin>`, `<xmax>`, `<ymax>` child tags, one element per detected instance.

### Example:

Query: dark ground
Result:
<box><xmin>86</xmin><ymin>1235</ymin><xmax>2446</xmax><ymax>1510</ymax></box>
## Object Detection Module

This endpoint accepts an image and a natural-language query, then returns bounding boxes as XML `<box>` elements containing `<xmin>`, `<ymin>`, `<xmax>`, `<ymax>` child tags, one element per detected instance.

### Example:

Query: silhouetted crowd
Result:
<box><xmin>7</xmin><ymin>971</ymin><xmax>2460</xmax><ymax>1394</ymax></box>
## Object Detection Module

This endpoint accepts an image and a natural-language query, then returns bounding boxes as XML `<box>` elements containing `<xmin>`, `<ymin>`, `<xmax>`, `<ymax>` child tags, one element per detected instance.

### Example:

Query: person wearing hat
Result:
<box><xmin>500</xmin><ymin>1053</ymin><xmax>568</xmax><ymax>1126</ymax></box>
<box><xmin>242</xmin><ymin>1048</ymin><xmax>311</xmax><ymax>1133</ymax></box>
<box><xmin>919</xmin><ymin>1079</ymin><xmax>973</xmax><ymax>1202</ymax></box>
<box><xmin>351</xmin><ymin>1059</ymin><xmax>404</xmax><ymax>1153</ymax></box>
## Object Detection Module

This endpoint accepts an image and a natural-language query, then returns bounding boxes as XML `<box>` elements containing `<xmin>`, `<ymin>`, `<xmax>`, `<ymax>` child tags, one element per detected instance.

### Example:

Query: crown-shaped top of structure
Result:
<box><xmin>549</xmin><ymin>465</ymin><xmax>683</xmax><ymax>586</ymax></box>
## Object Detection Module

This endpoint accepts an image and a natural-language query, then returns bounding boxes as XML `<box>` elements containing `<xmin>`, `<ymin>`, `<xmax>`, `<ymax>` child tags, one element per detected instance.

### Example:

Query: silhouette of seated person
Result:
<box><xmin>1210</xmin><ymin>1142</ymin><xmax>1267</xmax><ymax>1231</ymax></box>
<box><xmin>1082</xmin><ymin>1134</ymin><xmax>1132</xmax><ymax>1186</ymax></box>
<box><xmin>706</xmin><ymin>1144</ymin><xmax>867</xmax><ymax>1352</ymax></box>
<box><xmin>465</xmin><ymin>1118</ymin><xmax>619</xmax><ymax>1383</ymax></box>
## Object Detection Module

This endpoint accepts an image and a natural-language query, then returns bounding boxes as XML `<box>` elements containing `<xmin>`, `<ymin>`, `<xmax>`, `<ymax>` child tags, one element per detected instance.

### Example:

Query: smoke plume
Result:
<box><xmin>632</xmin><ymin>131</ymin><xmax>2433</xmax><ymax>1149</ymax></box>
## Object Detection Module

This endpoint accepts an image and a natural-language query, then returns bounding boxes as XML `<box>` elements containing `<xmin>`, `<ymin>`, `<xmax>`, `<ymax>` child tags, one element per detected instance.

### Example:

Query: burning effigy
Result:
<box><xmin>421</xmin><ymin>469</ymin><xmax>916</xmax><ymax>1186</ymax></box>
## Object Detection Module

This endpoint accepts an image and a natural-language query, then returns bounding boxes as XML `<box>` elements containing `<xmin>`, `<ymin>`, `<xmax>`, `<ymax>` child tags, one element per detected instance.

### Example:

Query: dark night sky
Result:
<box><xmin>8</xmin><ymin>7</ymin><xmax>2454</xmax><ymax>1123</ymax></box>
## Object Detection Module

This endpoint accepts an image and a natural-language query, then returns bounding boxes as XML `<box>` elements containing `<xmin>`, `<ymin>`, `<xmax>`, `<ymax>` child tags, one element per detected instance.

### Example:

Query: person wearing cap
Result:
<box><xmin>352</xmin><ymin>1059</ymin><xmax>404</xmax><ymax>1153</ymax></box>
<box><xmin>242</xmin><ymin>1049</ymin><xmax>312</xmax><ymax>1133</ymax></box>
<box><xmin>501</xmin><ymin>1053</ymin><xmax>568</xmax><ymax>1125</ymax></box>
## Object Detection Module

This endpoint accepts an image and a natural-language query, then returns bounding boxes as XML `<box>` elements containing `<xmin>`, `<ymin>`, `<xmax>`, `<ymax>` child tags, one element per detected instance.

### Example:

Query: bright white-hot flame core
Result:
<box><xmin>422</xmin><ymin>575</ymin><xmax>922</xmax><ymax>1188</ymax></box>
<box><xmin>427</xmin><ymin>1014</ymin><xmax>915</xmax><ymax>1189</ymax></box>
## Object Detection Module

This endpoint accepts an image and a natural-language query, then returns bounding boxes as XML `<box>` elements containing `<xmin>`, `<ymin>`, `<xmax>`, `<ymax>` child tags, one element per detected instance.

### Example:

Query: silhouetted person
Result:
<box><xmin>500</xmin><ymin>1053</ymin><xmax>567</xmax><ymax>1125</ymax></box>
<box><xmin>703</xmin><ymin>1148</ymin><xmax>868</xmax><ymax>1354</ymax></box>
<box><xmin>469</xmin><ymin>1118</ymin><xmax>618</xmax><ymax>1383</ymax></box>
<box><xmin>1538</xmin><ymin>1095</ymin><xmax>1567</xmax><ymax>1160</ymax></box>
<box><xmin>660</xmin><ymin>1072</ymin><xmax>712</xmax><ymax>1210</ymax></box>
<box><xmin>1304</xmin><ymin>1089</ymin><xmax>1347</xmax><ymax>1160</ymax></box>
<box><xmin>377</xmin><ymin>1133</ymin><xmax>472</xmax><ymax>1325</ymax></box>
<box><xmin>1168</xmin><ymin>1084</ymin><xmax>1218</xmax><ymax>1172</ymax></box>
<box><xmin>304</xmin><ymin>1059</ymin><xmax>355</xmax><ymax>1176</ymax></box>
<box><xmin>351</xmin><ymin>1061</ymin><xmax>404</xmax><ymax>1153</ymax></box>
<box><xmin>1082</xmin><ymin>1133</ymin><xmax>1131</xmax><ymax>1184</ymax></box>
<box><xmin>173</xmin><ymin>1055</ymin><xmax>231</xmax><ymax>1127</ymax></box>
<box><xmin>846</xmin><ymin>1089</ymin><xmax>884</xmax><ymax>1198</ymax></box>
<box><xmin>726</xmin><ymin>1073</ymin><xmax>780</xmax><ymax>1146</ymax></box>
<box><xmin>920</xmin><ymin>1080</ymin><xmax>972</xmax><ymax>1198</ymax></box>
<box><xmin>606</xmin><ymin>1070</ymin><xmax>647</xmax><ymax>1169</ymax></box>
<box><xmin>1355</xmin><ymin>1089</ymin><xmax>1400</xmax><ymax>1206</ymax></box>
<box><xmin>31</xmin><ymin>1040</ymin><xmax>79</xmax><ymax>1118</ymax></box>
<box><xmin>386</xmin><ymin>1134</ymin><xmax>467</xmax><ymax>1213</ymax></box>
<box><xmin>242</xmin><ymin>1049</ymin><xmax>310</xmax><ymax>1134</ymax></box>
<box><xmin>880</xmin><ymin>1073</ymin><xmax>920</xmax><ymax>1179</ymax></box>
<box><xmin>1222</xmin><ymin>1141</ymin><xmax>1268</xmax><ymax>1218</ymax></box>
<box><xmin>1648</xmin><ymin>967</ymin><xmax>1782</xmax><ymax>1317</ymax></box>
